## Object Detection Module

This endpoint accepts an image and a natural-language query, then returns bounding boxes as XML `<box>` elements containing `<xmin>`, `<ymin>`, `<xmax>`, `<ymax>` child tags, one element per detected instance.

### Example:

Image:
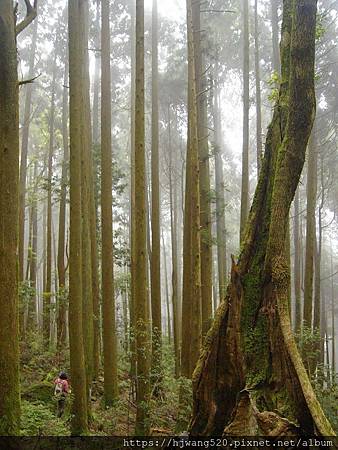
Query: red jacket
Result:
<box><xmin>54</xmin><ymin>378</ymin><xmax>69</xmax><ymax>394</ymax></box>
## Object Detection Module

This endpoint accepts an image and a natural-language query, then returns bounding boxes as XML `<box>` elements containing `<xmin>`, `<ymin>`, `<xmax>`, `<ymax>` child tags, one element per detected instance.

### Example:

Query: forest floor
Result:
<box><xmin>18</xmin><ymin>332</ymin><xmax>338</xmax><ymax>436</ymax></box>
<box><xmin>19</xmin><ymin>333</ymin><xmax>189</xmax><ymax>436</ymax></box>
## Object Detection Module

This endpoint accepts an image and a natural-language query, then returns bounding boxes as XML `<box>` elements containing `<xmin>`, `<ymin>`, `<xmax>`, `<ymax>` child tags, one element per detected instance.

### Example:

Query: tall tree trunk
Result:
<box><xmin>81</xmin><ymin>1</ymin><xmax>94</xmax><ymax>395</ymax></box>
<box><xmin>181</xmin><ymin>0</ymin><xmax>202</xmax><ymax>380</ymax></box>
<box><xmin>271</xmin><ymin>0</ymin><xmax>281</xmax><ymax>74</ymax></box>
<box><xmin>29</xmin><ymin>160</ymin><xmax>38</xmax><ymax>331</ymax></box>
<box><xmin>68</xmin><ymin>0</ymin><xmax>89</xmax><ymax>434</ymax></box>
<box><xmin>162</xmin><ymin>233</ymin><xmax>171</xmax><ymax>344</ymax></box>
<box><xmin>213</xmin><ymin>85</ymin><xmax>227</xmax><ymax>301</ymax></box>
<box><xmin>192</xmin><ymin>0</ymin><xmax>212</xmax><ymax>337</ymax></box>
<box><xmin>129</xmin><ymin>0</ymin><xmax>137</xmax><ymax>389</ymax></box>
<box><xmin>303</xmin><ymin>130</ymin><xmax>317</xmax><ymax>330</ymax></box>
<box><xmin>91</xmin><ymin>1</ymin><xmax>101</xmax><ymax>382</ymax></box>
<box><xmin>150</xmin><ymin>0</ymin><xmax>162</xmax><ymax>389</ymax></box>
<box><xmin>254</xmin><ymin>0</ymin><xmax>262</xmax><ymax>174</ymax></box>
<box><xmin>0</xmin><ymin>0</ymin><xmax>31</xmax><ymax>433</ymax></box>
<box><xmin>330</xmin><ymin>251</ymin><xmax>335</xmax><ymax>378</ymax></box>
<box><xmin>313</xmin><ymin>151</ymin><xmax>324</xmax><ymax>366</ymax></box>
<box><xmin>19</xmin><ymin>8</ymin><xmax>38</xmax><ymax>283</ymax></box>
<box><xmin>44</xmin><ymin>56</ymin><xmax>57</xmax><ymax>347</ymax></box>
<box><xmin>240</xmin><ymin>0</ymin><xmax>250</xmax><ymax>241</ymax></box>
<box><xmin>190</xmin><ymin>0</ymin><xmax>334</xmax><ymax>436</ymax></box>
<box><xmin>101</xmin><ymin>0</ymin><xmax>118</xmax><ymax>405</ymax></box>
<box><xmin>134</xmin><ymin>0</ymin><xmax>150</xmax><ymax>435</ymax></box>
<box><xmin>294</xmin><ymin>187</ymin><xmax>302</xmax><ymax>332</ymax></box>
<box><xmin>168</xmin><ymin>105</ymin><xmax>180</xmax><ymax>378</ymax></box>
<box><xmin>92</xmin><ymin>0</ymin><xmax>100</xmax><ymax>146</ymax></box>
<box><xmin>57</xmin><ymin>60</ymin><xmax>69</xmax><ymax>351</ymax></box>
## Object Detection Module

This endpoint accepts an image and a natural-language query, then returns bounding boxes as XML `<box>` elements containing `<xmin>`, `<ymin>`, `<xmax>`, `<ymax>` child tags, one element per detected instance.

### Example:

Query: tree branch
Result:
<box><xmin>18</xmin><ymin>73</ymin><xmax>41</xmax><ymax>86</ymax></box>
<box><xmin>16</xmin><ymin>0</ymin><xmax>38</xmax><ymax>36</ymax></box>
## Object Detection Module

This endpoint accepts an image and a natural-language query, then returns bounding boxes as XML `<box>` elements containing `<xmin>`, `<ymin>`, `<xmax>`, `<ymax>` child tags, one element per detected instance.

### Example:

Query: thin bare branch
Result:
<box><xmin>18</xmin><ymin>73</ymin><xmax>41</xmax><ymax>86</ymax></box>
<box><xmin>16</xmin><ymin>0</ymin><xmax>38</xmax><ymax>35</ymax></box>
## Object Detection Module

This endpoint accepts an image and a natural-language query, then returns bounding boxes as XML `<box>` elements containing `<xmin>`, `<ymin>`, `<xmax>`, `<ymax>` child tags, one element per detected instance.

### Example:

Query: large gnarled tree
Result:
<box><xmin>190</xmin><ymin>0</ymin><xmax>334</xmax><ymax>436</ymax></box>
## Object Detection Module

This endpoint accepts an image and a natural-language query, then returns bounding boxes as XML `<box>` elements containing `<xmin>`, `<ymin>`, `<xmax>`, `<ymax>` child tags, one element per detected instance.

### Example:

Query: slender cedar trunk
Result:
<box><xmin>181</xmin><ymin>0</ymin><xmax>202</xmax><ymax>380</ymax></box>
<box><xmin>19</xmin><ymin>10</ymin><xmax>38</xmax><ymax>283</ymax></box>
<box><xmin>150</xmin><ymin>0</ymin><xmax>162</xmax><ymax>388</ymax></box>
<box><xmin>101</xmin><ymin>0</ymin><xmax>118</xmax><ymax>405</ymax></box>
<box><xmin>190</xmin><ymin>0</ymin><xmax>334</xmax><ymax>436</ymax></box>
<box><xmin>240</xmin><ymin>0</ymin><xmax>250</xmax><ymax>242</ymax></box>
<box><xmin>90</xmin><ymin>3</ymin><xmax>101</xmax><ymax>382</ymax></box>
<box><xmin>44</xmin><ymin>56</ymin><xmax>57</xmax><ymax>347</ymax></box>
<box><xmin>162</xmin><ymin>233</ymin><xmax>171</xmax><ymax>344</ymax></box>
<box><xmin>134</xmin><ymin>0</ymin><xmax>150</xmax><ymax>435</ymax></box>
<box><xmin>68</xmin><ymin>0</ymin><xmax>89</xmax><ymax>434</ymax></box>
<box><xmin>192</xmin><ymin>0</ymin><xmax>212</xmax><ymax>337</ymax></box>
<box><xmin>122</xmin><ymin>264</ymin><xmax>129</xmax><ymax>351</ymax></box>
<box><xmin>213</xmin><ymin>85</ymin><xmax>227</xmax><ymax>301</ymax></box>
<box><xmin>330</xmin><ymin>252</ymin><xmax>335</xmax><ymax>377</ymax></box>
<box><xmin>303</xmin><ymin>130</ymin><xmax>317</xmax><ymax>330</ymax></box>
<box><xmin>57</xmin><ymin>60</ymin><xmax>69</xmax><ymax>351</ymax></box>
<box><xmin>29</xmin><ymin>160</ymin><xmax>38</xmax><ymax>331</ymax></box>
<box><xmin>168</xmin><ymin>105</ymin><xmax>180</xmax><ymax>377</ymax></box>
<box><xmin>254</xmin><ymin>0</ymin><xmax>262</xmax><ymax>174</ymax></box>
<box><xmin>313</xmin><ymin>153</ymin><xmax>324</xmax><ymax>366</ymax></box>
<box><xmin>129</xmin><ymin>0</ymin><xmax>137</xmax><ymax>387</ymax></box>
<box><xmin>0</xmin><ymin>0</ymin><xmax>37</xmax><ymax>435</ymax></box>
<box><xmin>25</xmin><ymin>199</ymin><xmax>32</xmax><ymax>283</ymax></box>
<box><xmin>91</xmin><ymin>202</ymin><xmax>101</xmax><ymax>381</ymax></box>
<box><xmin>294</xmin><ymin>187</ymin><xmax>301</xmax><ymax>332</ymax></box>
<box><xmin>212</xmin><ymin>252</ymin><xmax>218</xmax><ymax>314</ymax></box>
<box><xmin>271</xmin><ymin>0</ymin><xmax>281</xmax><ymax>74</ymax></box>
<box><xmin>320</xmin><ymin>289</ymin><xmax>326</xmax><ymax>368</ymax></box>
<box><xmin>92</xmin><ymin>0</ymin><xmax>100</xmax><ymax>146</ymax></box>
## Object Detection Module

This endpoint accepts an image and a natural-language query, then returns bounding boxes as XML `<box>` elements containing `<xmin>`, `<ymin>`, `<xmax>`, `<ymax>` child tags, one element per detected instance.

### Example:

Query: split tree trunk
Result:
<box><xmin>190</xmin><ymin>0</ymin><xmax>334</xmax><ymax>436</ymax></box>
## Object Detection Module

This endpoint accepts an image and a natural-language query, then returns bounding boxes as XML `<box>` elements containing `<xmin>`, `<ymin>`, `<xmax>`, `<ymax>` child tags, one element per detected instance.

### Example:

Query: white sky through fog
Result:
<box><xmin>145</xmin><ymin>0</ymin><xmax>185</xmax><ymax>21</ymax></box>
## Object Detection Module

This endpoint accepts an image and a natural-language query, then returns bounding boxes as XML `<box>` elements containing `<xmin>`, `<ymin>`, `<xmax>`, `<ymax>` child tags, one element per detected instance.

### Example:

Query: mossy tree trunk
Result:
<box><xmin>101</xmin><ymin>0</ymin><xmax>118</xmax><ymax>405</ymax></box>
<box><xmin>190</xmin><ymin>0</ymin><xmax>334</xmax><ymax>436</ymax></box>
<box><xmin>68</xmin><ymin>0</ymin><xmax>89</xmax><ymax>434</ymax></box>
<box><xmin>0</xmin><ymin>0</ymin><xmax>37</xmax><ymax>435</ymax></box>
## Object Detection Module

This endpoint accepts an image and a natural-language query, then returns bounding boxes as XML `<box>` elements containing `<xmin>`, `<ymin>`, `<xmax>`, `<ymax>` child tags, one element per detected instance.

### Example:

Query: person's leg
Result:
<box><xmin>57</xmin><ymin>398</ymin><xmax>65</xmax><ymax>417</ymax></box>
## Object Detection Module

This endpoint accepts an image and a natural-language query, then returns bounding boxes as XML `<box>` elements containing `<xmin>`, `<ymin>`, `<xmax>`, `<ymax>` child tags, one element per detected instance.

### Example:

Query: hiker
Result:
<box><xmin>54</xmin><ymin>371</ymin><xmax>69</xmax><ymax>418</ymax></box>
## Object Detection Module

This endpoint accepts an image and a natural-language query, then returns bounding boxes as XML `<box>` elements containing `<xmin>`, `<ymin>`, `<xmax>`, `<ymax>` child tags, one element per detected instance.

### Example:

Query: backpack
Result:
<box><xmin>54</xmin><ymin>379</ymin><xmax>64</xmax><ymax>399</ymax></box>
